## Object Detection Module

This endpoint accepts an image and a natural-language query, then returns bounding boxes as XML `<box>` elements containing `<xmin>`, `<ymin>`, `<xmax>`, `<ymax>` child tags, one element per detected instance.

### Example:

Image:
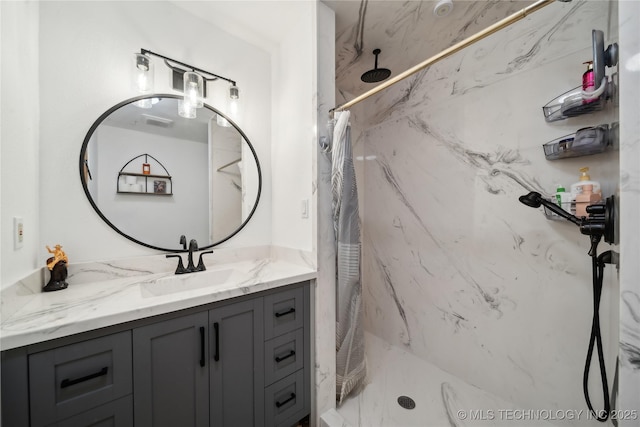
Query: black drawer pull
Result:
<box><xmin>274</xmin><ymin>307</ymin><xmax>295</xmax><ymax>318</ymax></box>
<box><xmin>275</xmin><ymin>392</ymin><xmax>296</xmax><ymax>408</ymax></box>
<box><xmin>199</xmin><ymin>326</ymin><xmax>206</xmax><ymax>367</ymax></box>
<box><xmin>60</xmin><ymin>367</ymin><xmax>109</xmax><ymax>389</ymax></box>
<box><xmin>213</xmin><ymin>322</ymin><xmax>220</xmax><ymax>362</ymax></box>
<box><xmin>275</xmin><ymin>350</ymin><xmax>296</xmax><ymax>363</ymax></box>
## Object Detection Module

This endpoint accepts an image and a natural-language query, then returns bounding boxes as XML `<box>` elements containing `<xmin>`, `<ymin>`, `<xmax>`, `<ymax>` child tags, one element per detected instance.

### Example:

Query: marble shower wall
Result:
<box><xmin>345</xmin><ymin>0</ymin><xmax>621</xmax><ymax>421</ymax></box>
<box><xmin>617</xmin><ymin>1</ymin><xmax>640</xmax><ymax>425</ymax></box>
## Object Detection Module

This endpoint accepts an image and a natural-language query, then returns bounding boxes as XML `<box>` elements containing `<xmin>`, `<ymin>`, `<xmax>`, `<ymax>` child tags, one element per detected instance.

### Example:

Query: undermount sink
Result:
<box><xmin>140</xmin><ymin>268</ymin><xmax>234</xmax><ymax>297</ymax></box>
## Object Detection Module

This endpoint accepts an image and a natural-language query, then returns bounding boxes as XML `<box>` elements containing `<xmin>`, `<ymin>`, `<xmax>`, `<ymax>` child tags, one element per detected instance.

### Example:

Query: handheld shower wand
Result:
<box><xmin>519</xmin><ymin>191</ymin><xmax>618</xmax><ymax>422</ymax></box>
<box><xmin>518</xmin><ymin>191</ymin><xmax>616</xmax><ymax>245</ymax></box>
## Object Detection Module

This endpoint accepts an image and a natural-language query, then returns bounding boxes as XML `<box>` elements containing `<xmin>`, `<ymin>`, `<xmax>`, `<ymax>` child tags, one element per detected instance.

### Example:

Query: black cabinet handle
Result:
<box><xmin>274</xmin><ymin>307</ymin><xmax>295</xmax><ymax>318</ymax></box>
<box><xmin>275</xmin><ymin>392</ymin><xmax>296</xmax><ymax>408</ymax></box>
<box><xmin>60</xmin><ymin>367</ymin><xmax>109</xmax><ymax>389</ymax></box>
<box><xmin>275</xmin><ymin>350</ymin><xmax>296</xmax><ymax>363</ymax></box>
<box><xmin>213</xmin><ymin>322</ymin><xmax>220</xmax><ymax>361</ymax></box>
<box><xmin>199</xmin><ymin>326</ymin><xmax>205</xmax><ymax>367</ymax></box>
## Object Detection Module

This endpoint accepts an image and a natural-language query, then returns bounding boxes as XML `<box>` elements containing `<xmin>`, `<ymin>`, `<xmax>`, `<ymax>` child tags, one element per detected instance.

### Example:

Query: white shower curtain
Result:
<box><xmin>331</xmin><ymin>111</ymin><xmax>366</xmax><ymax>404</ymax></box>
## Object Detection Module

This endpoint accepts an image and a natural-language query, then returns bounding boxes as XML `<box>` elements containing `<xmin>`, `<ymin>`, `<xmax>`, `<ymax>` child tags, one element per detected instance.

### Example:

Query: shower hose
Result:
<box><xmin>583</xmin><ymin>249</ymin><xmax>617</xmax><ymax>422</ymax></box>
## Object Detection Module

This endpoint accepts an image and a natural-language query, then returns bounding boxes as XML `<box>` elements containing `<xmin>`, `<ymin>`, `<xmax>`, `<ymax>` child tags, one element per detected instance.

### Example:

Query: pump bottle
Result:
<box><xmin>570</xmin><ymin>167</ymin><xmax>601</xmax><ymax>198</ymax></box>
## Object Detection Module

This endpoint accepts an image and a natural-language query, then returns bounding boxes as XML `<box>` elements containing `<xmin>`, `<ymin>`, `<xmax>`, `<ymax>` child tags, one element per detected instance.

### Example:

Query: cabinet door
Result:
<box><xmin>133</xmin><ymin>311</ymin><xmax>209</xmax><ymax>427</ymax></box>
<box><xmin>210</xmin><ymin>298</ymin><xmax>264</xmax><ymax>427</ymax></box>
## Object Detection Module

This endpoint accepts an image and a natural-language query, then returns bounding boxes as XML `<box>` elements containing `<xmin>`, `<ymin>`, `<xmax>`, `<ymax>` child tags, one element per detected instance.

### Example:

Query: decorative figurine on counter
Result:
<box><xmin>44</xmin><ymin>244</ymin><xmax>69</xmax><ymax>292</ymax></box>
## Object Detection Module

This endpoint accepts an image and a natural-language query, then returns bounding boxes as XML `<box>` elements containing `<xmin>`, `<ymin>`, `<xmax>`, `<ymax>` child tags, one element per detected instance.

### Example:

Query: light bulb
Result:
<box><xmin>183</xmin><ymin>71</ymin><xmax>204</xmax><ymax>108</ymax></box>
<box><xmin>178</xmin><ymin>100</ymin><xmax>196</xmax><ymax>119</ymax></box>
<box><xmin>134</xmin><ymin>53</ymin><xmax>154</xmax><ymax>94</ymax></box>
<box><xmin>227</xmin><ymin>85</ymin><xmax>240</xmax><ymax>121</ymax></box>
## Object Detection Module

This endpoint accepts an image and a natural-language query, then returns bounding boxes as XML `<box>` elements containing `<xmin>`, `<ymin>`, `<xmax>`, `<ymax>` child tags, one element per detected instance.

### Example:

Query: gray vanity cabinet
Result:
<box><xmin>1</xmin><ymin>282</ymin><xmax>310</xmax><ymax>427</ymax></box>
<box><xmin>133</xmin><ymin>311</ymin><xmax>209</xmax><ymax>427</ymax></box>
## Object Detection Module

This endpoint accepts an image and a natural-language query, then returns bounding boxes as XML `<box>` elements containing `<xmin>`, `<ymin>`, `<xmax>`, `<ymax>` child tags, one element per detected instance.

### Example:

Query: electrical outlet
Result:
<box><xmin>14</xmin><ymin>217</ymin><xmax>24</xmax><ymax>249</ymax></box>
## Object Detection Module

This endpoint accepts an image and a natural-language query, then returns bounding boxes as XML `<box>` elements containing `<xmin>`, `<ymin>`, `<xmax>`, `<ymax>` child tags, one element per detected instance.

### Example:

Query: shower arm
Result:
<box><xmin>329</xmin><ymin>0</ymin><xmax>568</xmax><ymax>117</ymax></box>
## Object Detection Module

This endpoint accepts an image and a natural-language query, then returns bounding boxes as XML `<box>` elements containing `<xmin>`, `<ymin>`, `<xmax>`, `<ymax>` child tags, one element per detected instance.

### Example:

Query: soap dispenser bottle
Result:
<box><xmin>575</xmin><ymin>184</ymin><xmax>601</xmax><ymax>217</ymax></box>
<box><xmin>570</xmin><ymin>167</ymin><xmax>601</xmax><ymax>198</ymax></box>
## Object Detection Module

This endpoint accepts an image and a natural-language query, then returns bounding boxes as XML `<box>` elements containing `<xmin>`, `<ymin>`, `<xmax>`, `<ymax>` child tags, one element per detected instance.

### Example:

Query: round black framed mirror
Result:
<box><xmin>79</xmin><ymin>94</ymin><xmax>261</xmax><ymax>251</ymax></box>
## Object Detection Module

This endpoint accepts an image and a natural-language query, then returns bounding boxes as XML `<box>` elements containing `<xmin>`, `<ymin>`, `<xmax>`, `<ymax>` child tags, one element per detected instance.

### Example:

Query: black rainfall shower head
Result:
<box><xmin>361</xmin><ymin>49</ymin><xmax>391</xmax><ymax>83</ymax></box>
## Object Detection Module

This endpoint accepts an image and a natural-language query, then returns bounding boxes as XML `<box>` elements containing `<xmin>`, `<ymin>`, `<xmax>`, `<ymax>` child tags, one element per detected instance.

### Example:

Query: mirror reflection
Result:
<box><xmin>80</xmin><ymin>95</ymin><xmax>261</xmax><ymax>251</ymax></box>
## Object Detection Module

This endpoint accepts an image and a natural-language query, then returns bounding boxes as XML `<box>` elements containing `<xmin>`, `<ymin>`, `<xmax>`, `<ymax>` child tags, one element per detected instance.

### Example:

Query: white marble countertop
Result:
<box><xmin>0</xmin><ymin>247</ymin><xmax>316</xmax><ymax>351</ymax></box>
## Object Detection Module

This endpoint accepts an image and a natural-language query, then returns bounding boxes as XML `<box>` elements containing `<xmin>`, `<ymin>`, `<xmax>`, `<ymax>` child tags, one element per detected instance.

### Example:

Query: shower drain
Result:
<box><xmin>397</xmin><ymin>395</ymin><xmax>416</xmax><ymax>410</ymax></box>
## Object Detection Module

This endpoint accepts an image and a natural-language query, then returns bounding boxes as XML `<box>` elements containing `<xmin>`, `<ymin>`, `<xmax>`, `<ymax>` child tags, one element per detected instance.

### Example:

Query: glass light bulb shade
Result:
<box><xmin>230</xmin><ymin>85</ymin><xmax>239</xmax><ymax>99</ymax></box>
<box><xmin>178</xmin><ymin>99</ymin><xmax>197</xmax><ymax>119</ymax></box>
<box><xmin>229</xmin><ymin>97</ymin><xmax>239</xmax><ymax>118</ymax></box>
<box><xmin>134</xmin><ymin>53</ymin><xmax>154</xmax><ymax>94</ymax></box>
<box><xmin>183</xmin><ymin>71</ymin><xmax>204</xmax><ymax>108</ymax></box>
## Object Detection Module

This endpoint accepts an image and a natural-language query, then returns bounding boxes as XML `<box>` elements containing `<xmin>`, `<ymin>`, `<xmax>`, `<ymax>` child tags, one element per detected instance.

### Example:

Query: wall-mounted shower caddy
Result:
<box><xmin>528</xmin><ymin>28</ymin><xmax>620</xmax><ymax>424</ymax></box>
<box><xmin>542</xmin><ymin>30</ymin><xmax>618</xmax><ymax>123</ymax></box>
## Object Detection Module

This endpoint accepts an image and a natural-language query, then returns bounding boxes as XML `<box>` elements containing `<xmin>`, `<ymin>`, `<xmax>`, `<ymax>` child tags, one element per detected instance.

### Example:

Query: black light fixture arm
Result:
<box><xmin>140</xmin><ymin>48</ymin><xmax>237</xmax><ymax>86</ymax></box>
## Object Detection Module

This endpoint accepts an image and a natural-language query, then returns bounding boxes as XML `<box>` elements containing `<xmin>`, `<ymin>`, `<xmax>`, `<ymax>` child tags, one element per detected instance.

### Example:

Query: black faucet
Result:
<box><xmin>166</xmin><ymin>238</ymin><xmax>214</xmax><ymax>274</ymax></box>
<box><xmin>186</xmin><ymin>239</ymin><xmax>199</xmax><ymax>272</ymax></box>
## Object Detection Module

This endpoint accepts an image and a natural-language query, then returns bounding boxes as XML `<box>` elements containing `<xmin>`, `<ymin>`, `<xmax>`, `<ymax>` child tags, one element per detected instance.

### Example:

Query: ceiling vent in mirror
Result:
<box><xmin>141</xmin><ymin>114</ymin><xmax>174</xmax><ymax>128</ymax></box>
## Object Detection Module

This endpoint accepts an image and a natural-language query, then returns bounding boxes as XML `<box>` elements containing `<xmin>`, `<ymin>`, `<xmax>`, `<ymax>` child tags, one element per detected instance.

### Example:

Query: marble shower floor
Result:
<box><xmin>336</xmin><ymin>333</ymin><xmax>559</xmax><ymax>427</ymax></box>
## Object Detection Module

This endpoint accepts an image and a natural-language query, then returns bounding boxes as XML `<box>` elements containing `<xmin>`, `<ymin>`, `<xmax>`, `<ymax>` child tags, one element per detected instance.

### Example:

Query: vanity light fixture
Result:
<box><xmin>133</xmin><ymin>49</ymin><xmax>240</xmax><ymax>119</ymax></box>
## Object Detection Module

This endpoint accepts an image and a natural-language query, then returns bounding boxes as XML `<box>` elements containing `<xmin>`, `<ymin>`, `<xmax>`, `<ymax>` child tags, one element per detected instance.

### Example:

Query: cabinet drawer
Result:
<box><xmin>265</xmin><ymin>370</ymin><xmax>306</xmax><ymax>427</ymax></box>
<box><xmin>264</xmin><ymin>287</ymin><xmax>304</xmax><ymax>339</ymax></box>
<box><xmin>29</xmin><ymin>331</ymin><xmax>132</xmax><ymax>427</ymax></box>
<box><xmin>49</xmin><ymin>395</ymin><xmax>133</xmax><ymax>427</ymax></box>
<box><xmin>265</xmin><ymin>329</ymin><xmax>304</xmax><ymax>386</ymax></box>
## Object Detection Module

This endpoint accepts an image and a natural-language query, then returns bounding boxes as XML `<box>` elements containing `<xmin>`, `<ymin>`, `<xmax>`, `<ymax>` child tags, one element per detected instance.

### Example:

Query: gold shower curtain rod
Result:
<box><xmin>330</xmin><ymin>0</ymin><xmax>562</xmax><ymax>115</ymax></box>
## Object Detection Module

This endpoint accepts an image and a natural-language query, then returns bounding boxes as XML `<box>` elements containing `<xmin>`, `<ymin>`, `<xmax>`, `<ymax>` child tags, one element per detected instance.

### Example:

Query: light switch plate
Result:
<box><xmin>14</xmin><ymin>217</ymin><xmax>24</xmax><ymax>249</ymax></box>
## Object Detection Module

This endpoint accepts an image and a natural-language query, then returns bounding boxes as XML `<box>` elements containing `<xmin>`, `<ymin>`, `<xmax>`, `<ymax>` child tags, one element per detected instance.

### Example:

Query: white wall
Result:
<box><xmin>2</xmin><ymin>0</ymin><xmax>321</xmax><ymax>288</ymax></box>
<box><xmin>1</xmin><ymin>2</ymin><xmax>40</xmax><ymax>288</ymax></box>
<box><xmin>209</xmin><ymin>124</ymin><xmax>242</xmax><ymax>242</ymax></box>
<box><xmin>617</xmin><ymin>0</ymin><xmax>640</xmax><ymax>422</ymax></box>
<box><xmin>36</xmin><ymin>1</ymin><xmax>272</xmax><ymax>265</ymax></box>
<box><xmin>94</xmin><ymin>125</ymin><xmax>209</xmax><ymax>249</ymax></box>
<box><xmin>271</xmin><ymin>1</ymin><xmax>316</xmax><ymax>252</ymax></box>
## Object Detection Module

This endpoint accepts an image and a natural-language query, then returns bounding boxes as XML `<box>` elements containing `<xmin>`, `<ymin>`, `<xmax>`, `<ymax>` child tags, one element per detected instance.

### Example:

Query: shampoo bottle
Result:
<box><xmin>555</xmin><ymin>184</ymin><xmax>571</xmax><ymax>211</ymax></box>
<box><xmin>582</xmin><ymin>61</ymin><xmax>596</xmax><ymax>104</ymax></box>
